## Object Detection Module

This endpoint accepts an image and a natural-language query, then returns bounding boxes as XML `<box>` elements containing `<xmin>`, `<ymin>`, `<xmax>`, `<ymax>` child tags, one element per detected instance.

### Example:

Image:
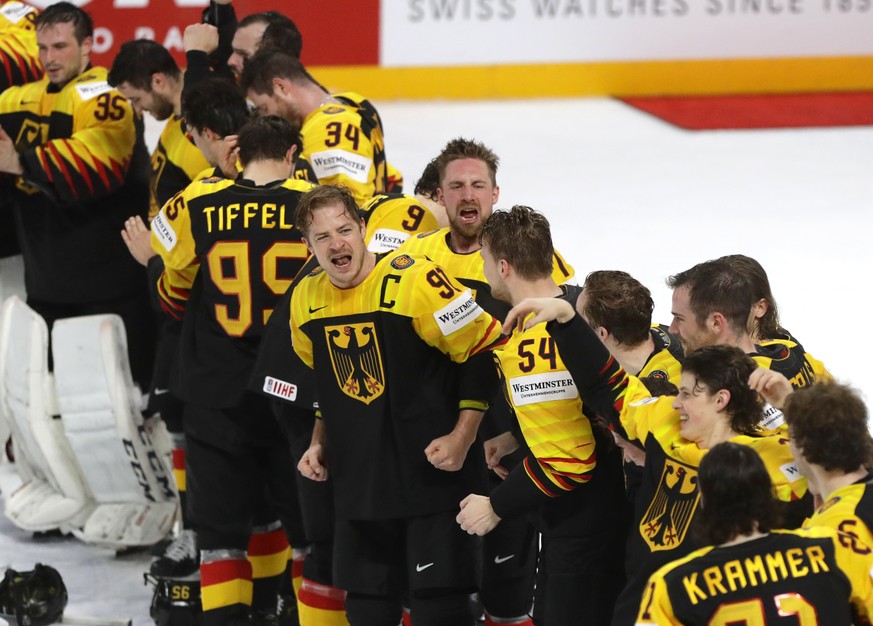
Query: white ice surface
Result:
<box><xmin>1</xmin><ymin>96</ymin><xmax>869</xmax><ymax>626</ymax></box>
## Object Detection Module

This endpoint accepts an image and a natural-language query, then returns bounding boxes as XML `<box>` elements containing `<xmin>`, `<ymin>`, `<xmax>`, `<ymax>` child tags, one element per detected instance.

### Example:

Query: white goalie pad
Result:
<box><xmin>0</xmin><ymin>254</ymin><xmax>26</xmax><ymax>305</ymax></box>
<box><xmin>0</xmin><ymin>297</ymin><xmax>93</xmax><ymax>532</ymax></box>
<box><xmin>52</xmin><ymin>314</ymin><xmax>177</xmax><ymax>547</ymax></box>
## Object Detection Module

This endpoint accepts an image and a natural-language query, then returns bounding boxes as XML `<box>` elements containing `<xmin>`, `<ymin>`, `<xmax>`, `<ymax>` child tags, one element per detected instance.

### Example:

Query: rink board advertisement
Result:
<box><xmin>379</xmin><ymin>0</ymin><xmax>873</xmax><ymax>65</ymax></box>
<box><xmin>32</xmin><ymin>0</ymin><xmax>873</xmax><ymax>97</ymax></box>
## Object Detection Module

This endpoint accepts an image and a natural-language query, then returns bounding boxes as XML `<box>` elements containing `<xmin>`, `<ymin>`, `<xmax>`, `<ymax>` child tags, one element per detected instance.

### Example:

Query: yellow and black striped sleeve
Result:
<box><xmin>0</xmin><ymin>1</ymin><xmax>40</xmax><ymax>90</ymax></box>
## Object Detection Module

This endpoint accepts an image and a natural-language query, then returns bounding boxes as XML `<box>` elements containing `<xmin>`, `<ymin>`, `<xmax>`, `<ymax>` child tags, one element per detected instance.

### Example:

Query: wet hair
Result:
<box><xmin>433</xmin><ymin>137</ymin><xmax>499</xmax><ymax>186</ymax></box>
<box><xmin>479</xmin><ymin>205</ymin><xmax>554</xmax><ymax>281</ymax></box>
<box><xmin>296</xmin><ymin>185</ymin><xmax>361</xmax><ymax>237</ymax></box>
<box><xmin>257</xmin><ymin>15</ymin><xmax>304</xmax><ymax>59</ymax></box>
<box><xmin>240</xmin><ymin>50</ymin><xmax>319</xmax><ymax>96</ymax></box>
<box><xmin>237</xmin><ymin>115</ymin><xmax>302</xmax><ymax>166</ymax></box>
<box><xmin>682</xmin><ymin>345</ymin><xmax>762</xmax><ymax>435</ymax></box>
<box><xmin>784</xmin><ymin>383</ymin><xmax>873</xmax><ymax>473</ymax></box>
<box><xmin>719</xmin><ymin>254</ymin><xmax>782</xmax><ymax>341</ymax></box>
<box><xmin>108</xmin><ymin>39</ymin><xmax>180</xmax><ymax>90</ymax></box>
<box><xmin>182</xmin><ymin>78</ymin><xmax>250</xmax><ymax>137</ymax></box>
<box><xmin>667</xmin><ymin>259</ymin><xmax>755</xmax><ymax>337</ymax></box>
<box><xmin>695</xmin><ymin>442</ymin><xmax>780</xmax><ymax>546</ymax></box>
<box><xmin>36</xmin><ymin>1</ymin><xmax>92</xmax><ymax>43</ymax></box>
<box><xmin>580</xmin><ymin>270</ymin><xmax>653</xmax><ymax>346</ymax></box>
<box><xmin>414</xmin><ymin>159</ymin><xmax>440</xmax><ymax>201</ymax></box>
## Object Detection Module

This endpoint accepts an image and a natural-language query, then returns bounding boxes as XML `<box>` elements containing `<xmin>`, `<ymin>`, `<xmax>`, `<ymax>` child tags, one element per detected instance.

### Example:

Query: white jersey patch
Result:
<box><xmin>367</xmin><ymin>228</ymin><xmax>410</xmax><ymax>253</ymax></box>
<box><xmin>75</xmin><ymin>80</ymin><xmax>113</xmax><ymax>101</ymax></box>
<box><xmin>152</xmin><ymin>212</ymin><xmax>177</xmax><ymax>251</ymax></box>
<box><xmin>780</xmin><ymin>461</ymin><xmax>802</xmax><ymax>483</ymax></box>
<box><xmin>262</xmin><ymin>376</ymin><xmax>298</xmax><ymax>401</ymax></box>
<box><xmin>630</xmin><ymin>396</ymin><xmax>659</xmax><ymax>407</ymax></box>
<box><xmin>309</xmin><ymin>149</ymin><xmax>372</xmax><ymax>184</ymax></box>
<box><xmin>1</xmin><ymin>1</ymin><xmax>35</xmax><ymax>23</ymax></box>
<box><xmin>433</xmin><ymin>289</ymin><xmax>483</xmax><ymax>336</ymax></box>
<box><xmin>509</xmin><ymin>371</ymin><xmax>578</xmax><ymax>406</ymax></box>
<box><xmin>759</xmin><ymin>402</ymin><xmax>786</xmax><ymax>430</ymax></box>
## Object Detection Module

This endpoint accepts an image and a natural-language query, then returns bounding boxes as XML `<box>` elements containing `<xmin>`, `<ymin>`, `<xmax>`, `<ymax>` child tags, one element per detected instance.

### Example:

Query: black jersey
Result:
<box><xmin>151</xmin><ymin>174</ymin><xmax>315</xmax><ymax>407</ymax></box>
<box><xmin>290</xmin><ymin>250</ymin><xmax>504</xmax><ymax>520</ymax></box>
<box><xmin>0</xmin><ymin>67</ymin><xmax>150</xmax><ymax>302</ymax></box>
<box><xmin>638</xmin><ymin>527</ymin><xmax>873</xmax><ymax>625</ymax></box>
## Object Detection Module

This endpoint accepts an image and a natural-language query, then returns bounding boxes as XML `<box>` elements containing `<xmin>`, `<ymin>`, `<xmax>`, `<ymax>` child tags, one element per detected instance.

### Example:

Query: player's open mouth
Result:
<box><xmin>332</xmin><ymin>255</ymin><xmax>352</xmax><ymax>269</ymax></box>
<box><xmin>459</xmin><ymin>208</ymin><xmax>478</xmax><ymax>222</ymax></box>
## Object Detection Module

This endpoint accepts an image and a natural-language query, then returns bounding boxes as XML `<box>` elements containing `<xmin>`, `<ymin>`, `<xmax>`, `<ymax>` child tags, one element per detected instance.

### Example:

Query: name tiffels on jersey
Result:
<box><xmin>367</xmin><ymin>228</ymin><xmax>410</xmax><ymax>253</ymax></box>
<box><xmin>202</xmin><ymin>202</ymin><xmax>296</xmax><ymax>232</ymax></box>
<box><xmin>310</xmin><ymin>149</ymin><xmax>372</xmax><ymax>184</ymax></box>
<box><xmin>509</xmin><ymin>371</ymin><xmax>578</xmax><ymax>406</ymax></box>
<box><xmin>433</xmin><ymin>289</ymin><xmax>484</xmax><ymax>336</ymax></box>
<box><xmin>680</xmin><ymin>545</ymin><xmax>830</xmax><ymax>605</ymax></box>
<box><xmin>75</xmin><ymin>80</ymin><xmax>113</xmax><ymax>101</ymax></box>
<box><xmin>152</xmin><ymin>212</ymin><xmax>177</xmax><ymax>251</ymax></box>
<box><xmin>263</xmin><ymin>376</ymin><xmax>297</xmax><ymax>401</ymax></box>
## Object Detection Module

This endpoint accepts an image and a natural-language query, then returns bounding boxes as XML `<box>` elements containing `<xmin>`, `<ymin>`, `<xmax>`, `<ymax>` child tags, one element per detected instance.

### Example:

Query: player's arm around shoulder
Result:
<box><xmin>395</xmin><ymin>252</ymin><xmax>502</xmax><ymax>362</ymax></box>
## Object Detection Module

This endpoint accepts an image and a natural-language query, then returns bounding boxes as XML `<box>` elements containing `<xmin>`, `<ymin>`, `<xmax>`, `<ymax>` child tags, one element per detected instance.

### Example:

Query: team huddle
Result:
<box><xmin>0</xmin><ymin>1</ymin><xmax>870</xmax><ymax>626</ymax></box>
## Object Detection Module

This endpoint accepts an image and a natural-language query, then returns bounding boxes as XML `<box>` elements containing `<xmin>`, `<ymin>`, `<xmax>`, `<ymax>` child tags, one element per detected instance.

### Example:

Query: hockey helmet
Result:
<box><xmin>144</xmin><ymin>574</ymin><xmax>201</xmax><ymax>626</ymax></box>
<box><xmin>0</xmin><ymin>564</ymin><xmax>68</xmax><ymax>626</ymax></box>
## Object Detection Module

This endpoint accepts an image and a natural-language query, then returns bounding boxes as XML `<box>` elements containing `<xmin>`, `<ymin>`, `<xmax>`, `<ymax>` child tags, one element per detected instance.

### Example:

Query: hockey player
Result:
<box><xmin>240</xmin><ymin>52</ymin><xmax>390</xmax><ymax>206</ymax></box>
<box><xmin>782</xmin><ymin>383</ymin><xmax>873</xmax><ymax>552</ymax></box>
<box><xmin>0</xmin><ymin>1</ymin><xmax>154</xmax><ymax>388</ymax></box>
<box><xmin>108</xmin><ymin>39</ymin><xmax>210</xmax><ymax>217</ymax></box>
<box><xmin>718</xmin><ymin>253</ymin><xmax>832</xmax><ymax>382</ymax></box>
<box><xmin>637</xmin><ymin>441</ymin><xmax>873</xmax><ymax>625</ymax></box>
<box><xmin>457</xmin><ymin>205</ymin><xmax>626</xmax><ymax>625</ymax></box>
<box><xmin>399</xmin><ymin>137</ymin><xmax>574</xmax><ymax>626</ymax></box>
<box><xmin>291</xmin><ymin>184</ymin><xmax>504</xmax><ymax>626</ymax></box>
<box><xmin>151</xmin><ymin>115</ymin><xmax>314</xmax><ymax>626</ymax></box>
<box><xmin>575</xmin><ymin>270</ymin><xmax>684</xmax><ymax>502</ymax></box>
<box><xmin>576</xmin><ymin>270</ymin><xmax>683</xmax><ymax>386</ymax></box>
<box><xmin>667</xmin><ymin>258</ymin><xmax>828</xmax><ymax>433</ymax></box>
<box><xmin>499</xmin><ymin>296</ymin><xmax>810</xmax><ymax>626</ymax></box>
<box><xmin>246</xmin><ymin>162</ymin><xmax>449</xmax><ymax>626</ymax></box>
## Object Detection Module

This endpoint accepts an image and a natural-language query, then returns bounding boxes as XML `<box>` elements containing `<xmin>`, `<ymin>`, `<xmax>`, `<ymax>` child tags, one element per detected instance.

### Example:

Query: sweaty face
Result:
<box><xmin>228</xmin><ymin>22</ymin><xmax>267</xmax><ymax>76</ymax></box>
<box><xmin>673</xmin><ymin>372</ymin><xmax>723</xmax><ymax>447</ymax></box>
<box><xmin>437</xmin><ymin>158</ymin><xmax>498</xmax><ymax>244</ymax></box>
<box><xmin>669</xmin><ymin>285</ymin><xmax>716</xmax><ymax>355</ymax></box>
<box><xmin>305</xmin><ymin>203</ymin><xmax>371</xmax><ymax>289</ymax></box>
<box><xmin>38</xmin><ymin>22</ymin><xmax>90</xmax><ymax>87</ymax></box>
<box><xmin>116</xmin><ymin>82</ymin><xmax>174</xmax><ymax>121</ymax></box>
